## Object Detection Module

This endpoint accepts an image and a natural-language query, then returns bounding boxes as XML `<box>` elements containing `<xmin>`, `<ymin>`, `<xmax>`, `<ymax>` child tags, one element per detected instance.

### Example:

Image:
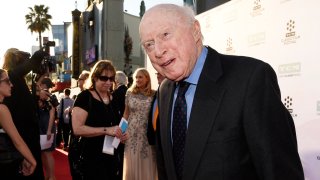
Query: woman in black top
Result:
<box><xmin>0</xmin><ymin>69</ymin><xmax>37</xmax><ymax>177</ymax></box>
<box><xmin>72</xmin><ymin>60</ymin><xmax>128</xmax><ymax>179</ymax></box>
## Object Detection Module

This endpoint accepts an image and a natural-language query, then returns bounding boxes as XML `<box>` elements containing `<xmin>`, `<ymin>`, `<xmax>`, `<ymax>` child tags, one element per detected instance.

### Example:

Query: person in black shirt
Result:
<box><xmin>2</xmin><ymin>48</ymin><xmax>49</xmax><ymax>179</ymax></box>
<box><xmin>71</xmin><ymin>60</ymin><xmax>128</xmax><ymax>179</ymax></box>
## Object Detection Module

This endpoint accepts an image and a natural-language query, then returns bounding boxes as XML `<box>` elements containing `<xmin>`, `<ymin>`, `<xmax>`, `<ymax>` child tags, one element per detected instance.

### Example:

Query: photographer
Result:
<box><xmin>2</xmin><ymin>48</ymin><xmax>51</xmax><ymax>179</ymax></box>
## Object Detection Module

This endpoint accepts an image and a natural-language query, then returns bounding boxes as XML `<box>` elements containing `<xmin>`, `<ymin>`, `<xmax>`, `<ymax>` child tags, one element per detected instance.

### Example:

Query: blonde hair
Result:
<box><xmin>79</xmin><ymin>70</ymin><xmax>90</xmax><ymax>80</ymax></box>
<box><xmin>2</xmin><ymin>48</ymin><xmax>30</xmax><ymax>71</ymax></box>
<box><xmin>128</xmin><ymin>68</ymin><xmax>154</xmax><ymax>97</ymax></box>
<box><xmin>84</xmin><ymin>60</ymin><xmax>116</xmax><ymax>91</ymax></box>
<box><xmin>0</xmin><ymin>69</ymin><xmax>7</xmax><ymax>79</ymax></box>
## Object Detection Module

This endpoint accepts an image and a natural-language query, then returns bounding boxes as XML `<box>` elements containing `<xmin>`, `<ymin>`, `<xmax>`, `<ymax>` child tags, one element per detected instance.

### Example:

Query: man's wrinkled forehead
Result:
<box><xmin>140</xmin><ymin>6</ymin><xmax>182</xmax><ymax>37</ymax></box>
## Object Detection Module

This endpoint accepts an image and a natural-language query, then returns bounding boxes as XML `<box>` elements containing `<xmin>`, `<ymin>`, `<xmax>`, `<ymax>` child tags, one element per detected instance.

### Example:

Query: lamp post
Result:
<box><xmin>72</xmin><ymin>8</ymin><xmax>81</xmax><ymax>79</ymax></box>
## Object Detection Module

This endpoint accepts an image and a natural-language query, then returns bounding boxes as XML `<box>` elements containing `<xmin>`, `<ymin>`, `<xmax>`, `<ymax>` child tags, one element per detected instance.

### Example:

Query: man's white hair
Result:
<box><xmin>115</xmin><ymin>71</ymin><xmax>128</xmax><ymax>86</ymax></box>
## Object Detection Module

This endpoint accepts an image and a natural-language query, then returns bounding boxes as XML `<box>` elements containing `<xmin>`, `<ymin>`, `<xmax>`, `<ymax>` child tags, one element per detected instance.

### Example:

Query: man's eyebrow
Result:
<box><xmin>141</xmin><ymin>40</ymin><xmax>153</xmax><ymax>45</ymax></box>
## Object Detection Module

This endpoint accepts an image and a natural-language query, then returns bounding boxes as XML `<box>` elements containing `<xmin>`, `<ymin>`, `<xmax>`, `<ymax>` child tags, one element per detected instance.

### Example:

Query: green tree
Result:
<box><xmin>139</xmin><ymin>0</ymin><xmax>145</xmax><ymax>18</ymax></box>
<box><xmin>25</xmin><ymin>5</ymin><xmax>52</xmax><ymax>49</ymax></box>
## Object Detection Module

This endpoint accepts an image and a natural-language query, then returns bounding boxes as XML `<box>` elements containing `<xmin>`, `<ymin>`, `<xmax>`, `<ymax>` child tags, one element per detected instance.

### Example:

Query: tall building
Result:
<box><xmin>51</xmin><ymin>23</ymin><xmax>73</xmax><ymax>91</ymax></box>
<box><xmin>77</xmin><ymin>0</ymin><xmax>143</xmax><ymax>77</ymax></box>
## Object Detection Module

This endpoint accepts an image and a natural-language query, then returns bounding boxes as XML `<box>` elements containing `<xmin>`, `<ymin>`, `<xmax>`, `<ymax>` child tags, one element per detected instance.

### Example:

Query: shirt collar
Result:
<box><xmin>185</xmin><ymin>46</ymin><xmax>208</xmax><ymax>85</ymax></box>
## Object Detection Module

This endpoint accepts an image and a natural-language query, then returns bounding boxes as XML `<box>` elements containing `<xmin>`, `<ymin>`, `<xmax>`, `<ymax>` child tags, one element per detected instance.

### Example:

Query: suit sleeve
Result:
<box><xmin>243</xmin><ymin>62</ymin><xmax>304</xmax><ymax>179</ymax></box>
<box><xmin>147</xmin><ymin>98</ymin><xmax>156</xmax><ymax>145</ymax></box>
<box><xmin>156</xmin><ymin>90</ymin><xmax>168</xmax><ymax>180</ymax></box>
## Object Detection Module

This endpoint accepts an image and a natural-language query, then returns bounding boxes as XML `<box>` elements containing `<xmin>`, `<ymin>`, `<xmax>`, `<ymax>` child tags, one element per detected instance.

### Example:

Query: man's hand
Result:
<box><xmin>39</xmin><ymin>89</ymin><xmax>51</xmax><ymax>101</ymax></box>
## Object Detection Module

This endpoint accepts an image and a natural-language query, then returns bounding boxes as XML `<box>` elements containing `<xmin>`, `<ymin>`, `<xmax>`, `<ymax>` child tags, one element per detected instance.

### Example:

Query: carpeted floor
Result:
<box><xmin>53</xmin><ymin>149</ymin><xmax>72</xmax><ymax>180</ymax></box>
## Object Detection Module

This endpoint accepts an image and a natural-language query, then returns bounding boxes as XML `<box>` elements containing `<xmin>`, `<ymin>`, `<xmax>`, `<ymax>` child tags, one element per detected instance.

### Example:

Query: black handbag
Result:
<box><xmin>0</xmin><ymin>132</ymin><xmax>23</xmax><ymax>164</ymax></box>
<box><xmin>68</xmin><ymin>93</ymin><xmax>92</xmax><ymax>180</ymax></box>
<box><xmin>68</xmin><ymin>136</ymin><xmax>85</xmax><ymax>179</ymax></box>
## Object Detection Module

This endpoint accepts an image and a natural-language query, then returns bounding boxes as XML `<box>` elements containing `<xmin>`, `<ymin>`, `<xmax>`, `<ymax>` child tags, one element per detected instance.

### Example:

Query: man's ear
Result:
<box><xmin>193</xmin><ymin>20</ymin><xmax>202</xmax><ymax>41</ymax></box>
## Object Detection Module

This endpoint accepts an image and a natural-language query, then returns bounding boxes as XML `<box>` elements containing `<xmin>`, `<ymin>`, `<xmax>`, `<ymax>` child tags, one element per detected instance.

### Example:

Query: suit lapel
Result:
<box><xmin>159</xmin><ymin>80</ymin><xmax>177</xmax><ymax>179</ymax></box>
<box><xmin>159</xmin><ymin>48</ymin><xmax>225</xmax><ymax>179</ymax></box>
<box><xmin>183</xmin><ymin>48</ymin><xmax>226</xmax><ymax>180</ymax></box>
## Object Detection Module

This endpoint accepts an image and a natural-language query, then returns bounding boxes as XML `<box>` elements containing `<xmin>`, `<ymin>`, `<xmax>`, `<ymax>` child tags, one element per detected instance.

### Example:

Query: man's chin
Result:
<box><xmin>166</xmin><ymin>74</ymin><xmax>184</xmax><ymax>82</ymax></box>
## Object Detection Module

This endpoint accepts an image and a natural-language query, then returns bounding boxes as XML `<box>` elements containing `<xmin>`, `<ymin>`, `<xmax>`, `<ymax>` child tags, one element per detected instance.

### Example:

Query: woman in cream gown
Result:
<box><xmin>122</xmin><ymin>68</ymin><xmax>158</xmax><ymax>180</ymax></box>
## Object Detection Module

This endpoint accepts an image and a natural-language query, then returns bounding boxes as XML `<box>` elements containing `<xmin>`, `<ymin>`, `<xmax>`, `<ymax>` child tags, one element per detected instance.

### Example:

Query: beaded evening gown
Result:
<box><xmin>123</xmin><ymin>91</ymin><xmax>158</xmax><ymax>180</ymax></box>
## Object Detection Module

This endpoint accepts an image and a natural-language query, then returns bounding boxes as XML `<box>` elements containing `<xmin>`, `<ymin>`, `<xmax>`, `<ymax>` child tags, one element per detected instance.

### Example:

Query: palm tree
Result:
<box><xmin>25</xmin><ymin>5</ymin><xmax>52</xmax><ymax>49</ymax></box>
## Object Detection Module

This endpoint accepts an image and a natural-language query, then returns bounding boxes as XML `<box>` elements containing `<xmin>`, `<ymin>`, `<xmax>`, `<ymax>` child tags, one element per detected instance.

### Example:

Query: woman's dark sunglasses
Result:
<box><xmin>0</xmin><ymin>78</ymin><xmax>11</xmax><ymax>85</ymax></box>
<box><xmin>98</xmin><ymin>76</ymin><xmax>115</xmax><ymax>82</ymax></box>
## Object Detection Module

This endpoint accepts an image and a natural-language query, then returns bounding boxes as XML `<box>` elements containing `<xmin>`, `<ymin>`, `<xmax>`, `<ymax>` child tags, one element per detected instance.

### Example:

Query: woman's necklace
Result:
<box><xmin>94</xmin><ymin>88</ymin><xmax>110</xmax><ymax>105</ymax></box>
<box><xmin>103</xmin><ymin>98</ymin><xmax>109</xmax><ymax>105</ymax></box>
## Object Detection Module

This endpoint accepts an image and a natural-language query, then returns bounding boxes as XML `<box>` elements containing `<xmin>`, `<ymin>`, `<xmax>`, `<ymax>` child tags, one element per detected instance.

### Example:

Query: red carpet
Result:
<box><xmin>53</xmin><ymin>149</ymin><xmax>72</xmax><ymax>180</ymax></box>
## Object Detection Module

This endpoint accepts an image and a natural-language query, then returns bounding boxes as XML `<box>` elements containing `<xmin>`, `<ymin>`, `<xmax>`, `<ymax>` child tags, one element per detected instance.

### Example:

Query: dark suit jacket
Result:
<box><xmin>112</xmin><ymin>84</ymin><xmax>128</xmax><ymax>119</ymax></box>
<box><xmin>156</xmin><ymin>47</ymin><xmax>304</xmax><ymax>180</ymax></box>
<box><xmin>147</xmin><ymin>92</ymin><xmax>157</xmax><ymax>145</ymax></box>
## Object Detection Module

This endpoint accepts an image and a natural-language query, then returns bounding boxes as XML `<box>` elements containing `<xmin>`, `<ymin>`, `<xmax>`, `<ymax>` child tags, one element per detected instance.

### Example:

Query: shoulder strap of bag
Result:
<box><xmin>94</xmin><ymin>88</ymin><xmax>117</xmax><ymax>126</ymax></box>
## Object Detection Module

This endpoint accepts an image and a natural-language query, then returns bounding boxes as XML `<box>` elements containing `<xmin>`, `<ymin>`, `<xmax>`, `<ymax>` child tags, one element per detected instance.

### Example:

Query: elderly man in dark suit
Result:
<box><xmin>139</xmin><ymin>4</ymin><xmax>304</xmax><ymax>180</ymax></box>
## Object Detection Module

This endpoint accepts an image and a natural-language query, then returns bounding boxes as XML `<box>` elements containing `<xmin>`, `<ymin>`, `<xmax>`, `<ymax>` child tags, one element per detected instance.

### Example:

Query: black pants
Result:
<box><xmin>56</xmin><ymin>119</ymin><xmax>63</xmax><ymax>147</ymax></box>
<box><xmin>62</xmin><ymin>122</ymin><xmax>71</xmax><ymax>148</ymax></box>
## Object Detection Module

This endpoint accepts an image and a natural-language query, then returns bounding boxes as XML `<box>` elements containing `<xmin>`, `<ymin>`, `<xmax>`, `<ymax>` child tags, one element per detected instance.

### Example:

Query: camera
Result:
<box><xmin>33</xmin><ymin>41</ymin><xmax>57</xmax><ymax>75</ymax></box>
<box><xmin>34</xmin><ymin>56</ymin><xmax>57</xmax><ymax>75</ymax></box>
<box><xmin>41</xmin><ymin>89</ymin><xmax>59</xmax><ymax>108</ymax></box>
<box><xmin>48</xmin><ymin>94</ymin><xmax>59</xmax><ymax>108</ymax></box>
<box><xmin>39</xmin><ymin>94</ymin><xmax>59</xmax><ymax>110</ymax></box>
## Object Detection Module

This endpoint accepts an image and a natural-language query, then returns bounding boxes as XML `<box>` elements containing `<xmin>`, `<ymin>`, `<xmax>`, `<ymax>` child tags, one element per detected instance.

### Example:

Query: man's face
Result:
<box><xmin>140</xmin><ymin>7</ymin><xmax>201</xmax><ymax>82</ymax></box>
<box><xmin>156</xmin><ymin>73</ymin><xmax>165</xmax><ymax>85</ymax></box>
